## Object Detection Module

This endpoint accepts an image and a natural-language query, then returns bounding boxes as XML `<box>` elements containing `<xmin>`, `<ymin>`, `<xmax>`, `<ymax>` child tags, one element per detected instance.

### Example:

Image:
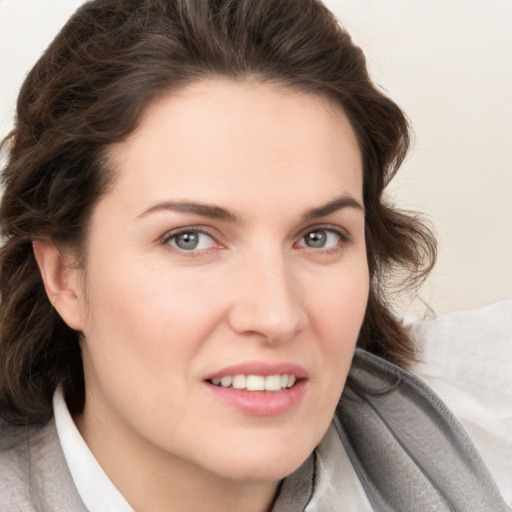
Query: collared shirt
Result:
<box><xmin>52</xmin><ymin>296</ymin><xmax>512</xmax><ymax>512</ymax></box>
<box><xmin>53</xmin><ymin>387</ymin><xmax>373</xmax><ymax>511</ymax></box>
<box><xmin>53</xmin><ymin>388</ymin><xmax>134</xmax><ymax>512</ymax></box>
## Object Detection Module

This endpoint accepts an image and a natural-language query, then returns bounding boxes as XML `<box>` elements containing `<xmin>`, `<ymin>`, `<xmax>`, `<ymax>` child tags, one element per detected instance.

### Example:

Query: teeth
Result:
<box><xmin>220</xmin><ymin>376</ymin><xmax>232</xmax><ymax>388</ymax></box>
<box><xmin>232</xmin><ymin>375</ymin><xmax>246</xmax><ymax>389</ymax></box>
<box><xmin>246</xmin><ymin>375</ymin><xmax>265</xmax><ymax>391</ymax></box>
<box><xmin>210</xmin><ymin>374</ymin><xmax>298</xmax><ymax>391</ymax></box>
<box><xmin>265</xmin><ymin>375</ymin><xmax>282</xmax><ymax>391</ymax></box>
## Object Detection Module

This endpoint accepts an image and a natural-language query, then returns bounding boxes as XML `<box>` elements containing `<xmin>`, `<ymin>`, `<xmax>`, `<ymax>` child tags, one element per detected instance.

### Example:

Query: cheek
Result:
<box><xmin>77</xmin><ymin>270</ymin><xmax>222</xmax><ymax>428</ymax></box>
<box><xmin>79</xmin><ymin>261</ymin><xmax>225</xmax><ymax>378</ymax></box>
<box><xmin>309</xmin><ymin>257</ymin><xmax>369</xmax><ymax>329</ymax></box>
<box><xmin>309</xmin><ymin>260</ymin><xmax>369</xmax><ymax>377</ymax></box>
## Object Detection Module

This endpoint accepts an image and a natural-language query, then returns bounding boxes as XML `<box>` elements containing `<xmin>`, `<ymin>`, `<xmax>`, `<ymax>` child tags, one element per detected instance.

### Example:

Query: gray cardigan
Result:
<box><xmin>1</xmin><ymin>349</ymin><xmax>508</xmax><ymax>511</ymax></box>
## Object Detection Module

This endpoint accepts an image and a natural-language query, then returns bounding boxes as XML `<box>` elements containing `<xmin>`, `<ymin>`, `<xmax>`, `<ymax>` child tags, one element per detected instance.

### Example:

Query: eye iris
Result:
<box><xmin>305</xmin><ymin>231</ymin><xmax>327</xmax><ymax>248</ymax></box>
<box><xmin>175</xmin><ymin>232</ymin><xmax>199</xmax><ymax>250</ymax></box>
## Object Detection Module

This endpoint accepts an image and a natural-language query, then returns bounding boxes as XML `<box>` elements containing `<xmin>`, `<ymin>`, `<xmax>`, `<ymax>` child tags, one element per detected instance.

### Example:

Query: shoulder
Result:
<box><xmin>0</xmin><ymin>416</ymin><xmax>86</xmax><ymax>511</ymax></box>
<box><xmin>0</xmin><ymin>418</ymin><xmax>39</xmax><ymax>510</ymax></box>
<box><xmin>334</xmin><ymin>348</ymin><xmax>509</xmax><ymax>511</ymax></box>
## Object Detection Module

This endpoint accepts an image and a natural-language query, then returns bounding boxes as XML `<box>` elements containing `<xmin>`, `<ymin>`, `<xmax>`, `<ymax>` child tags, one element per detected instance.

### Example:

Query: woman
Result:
<box><xmin>0</xmin><ymin>0</ymin><xmax>507</xmax><ymax>510</ymax></box>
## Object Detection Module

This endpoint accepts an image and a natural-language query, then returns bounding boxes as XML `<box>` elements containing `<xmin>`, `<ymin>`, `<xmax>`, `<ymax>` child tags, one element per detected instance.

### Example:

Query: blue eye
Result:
<box><xmin>167</xmin><ymin>231</ymin><xmax>216</xmax><ymax>251</ymax></box>
<box><xmin>299</xmin><ymin>229</ymin><xmax>342</xmax><ymax>249</ymax></box>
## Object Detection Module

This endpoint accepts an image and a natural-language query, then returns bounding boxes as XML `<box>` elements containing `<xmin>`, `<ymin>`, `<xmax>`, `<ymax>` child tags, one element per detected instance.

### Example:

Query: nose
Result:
<box><xmin>227</xmin><ymin>249</ymin><xmax>307</xmax><ymax>344</ymax></box>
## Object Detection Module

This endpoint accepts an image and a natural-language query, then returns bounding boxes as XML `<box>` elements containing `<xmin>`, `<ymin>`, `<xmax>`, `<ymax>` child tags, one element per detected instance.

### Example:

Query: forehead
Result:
<box><xmin>106</xmin><ymin>78</ymin><xmax>363</xmax><ymax>215</ymax></box>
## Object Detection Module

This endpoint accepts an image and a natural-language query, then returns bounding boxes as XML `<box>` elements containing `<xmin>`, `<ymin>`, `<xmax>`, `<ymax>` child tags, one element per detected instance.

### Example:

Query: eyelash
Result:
<box><xmin>160</xmin><ymin>224</ymin><xmax>352</xmax><ymax>256</ymax></box>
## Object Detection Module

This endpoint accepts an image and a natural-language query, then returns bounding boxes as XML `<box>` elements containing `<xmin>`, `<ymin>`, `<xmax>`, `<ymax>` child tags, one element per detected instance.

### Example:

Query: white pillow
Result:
<box><xmin>411</xmin><ymin>299</ymin><xmax>512</xmax><ymax>506</ymax></box>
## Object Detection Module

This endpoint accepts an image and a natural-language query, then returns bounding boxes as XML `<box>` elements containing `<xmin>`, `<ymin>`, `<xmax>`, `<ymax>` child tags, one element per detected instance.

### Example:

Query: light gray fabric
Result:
<box><xmin>0</xmin><ymin>418</ymin><xmax>88</xmax><ymax>512</ymax></box>
<box><xmin>336</xmin><ymin>349</ymin><xmax>508</xmax><ymax>511</ymax></box>
<box><xmin>1</xmin><ymin>348</ymin><xmax>508</xmax><ymax>511</ymax></box>
<box><xmin>272</xmin><ymin>453</ymin><xmax>315</xmax><ymax>511</ymax></box>
<box><xmin>53</xmin><ymin>387</ymin><xmax>133</xmax><ymax>511</ymax></box>
<box><xmin>272</xmin><ymin>349</ymin><xmax>509</xmax><ymax>511</ymax></box>
<box><xmin>304</xmin><ymin>423</ymin><xmax>373</xmax><ymax>511</ymax></box>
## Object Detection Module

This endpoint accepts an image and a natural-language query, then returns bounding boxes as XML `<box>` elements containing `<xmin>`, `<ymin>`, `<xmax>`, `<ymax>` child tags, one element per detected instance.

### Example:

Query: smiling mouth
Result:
<box><xmin>208</xmin><ymin>374</ymin><xmax>297</xmax><ymax>392</ymax></box>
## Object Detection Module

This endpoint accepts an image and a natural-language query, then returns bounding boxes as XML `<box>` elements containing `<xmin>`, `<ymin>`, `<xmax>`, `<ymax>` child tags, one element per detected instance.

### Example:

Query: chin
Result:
<box><xmin>219</xmin><ymin>456</ymin><xmax>309</xmax><ymax>483</ymax></box>
<box><xmin>204</xmin><ymin>432</ymin><xmax>319</xmax><ymax>482</ymax></box>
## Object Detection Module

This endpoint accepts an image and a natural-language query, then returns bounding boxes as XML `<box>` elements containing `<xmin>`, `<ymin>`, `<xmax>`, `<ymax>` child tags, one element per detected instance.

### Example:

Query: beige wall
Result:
<box><xmin>324</xmin><ymin>0</ymin><xmax>512</xmax><ymax>316</ymax></box>
<box><xmin>1</xmin><ymin>0</ymin><xmax>511</xmax><ymax>316</ymax></box>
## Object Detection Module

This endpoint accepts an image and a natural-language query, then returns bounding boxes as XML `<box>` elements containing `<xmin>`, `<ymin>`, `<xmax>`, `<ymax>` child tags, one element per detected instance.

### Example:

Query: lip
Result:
<box><xmin>204</xmin><ymin>362</ymin><xmax>308</xmax><ymax>416</ymax></box>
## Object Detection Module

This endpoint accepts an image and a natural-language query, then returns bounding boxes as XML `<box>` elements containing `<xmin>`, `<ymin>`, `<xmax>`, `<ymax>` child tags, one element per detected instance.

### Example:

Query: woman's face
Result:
<box><xmin>73</xmin><ymin>79</ymin><xmax>369</xmax><ymax>484</ymax></box>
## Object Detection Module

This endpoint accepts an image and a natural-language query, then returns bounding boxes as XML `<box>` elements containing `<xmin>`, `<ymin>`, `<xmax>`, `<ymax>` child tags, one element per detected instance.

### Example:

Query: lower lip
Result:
<box><xmin>204</xmin><ymin>380</ymin><xmax>307</xmax><ymax>416</ymax></box>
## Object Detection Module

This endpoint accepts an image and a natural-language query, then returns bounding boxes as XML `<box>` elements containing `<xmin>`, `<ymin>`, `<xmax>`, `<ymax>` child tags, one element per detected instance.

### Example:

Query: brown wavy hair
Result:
<box><xmin>0</xmin><ymin>0</ymin><xmax>435</xmax><ymax>425</ymax></box>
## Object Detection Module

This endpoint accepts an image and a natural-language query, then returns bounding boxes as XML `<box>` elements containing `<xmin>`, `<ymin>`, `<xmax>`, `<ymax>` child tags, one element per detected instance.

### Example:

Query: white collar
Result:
<box><xmin>305</xmin><ymin>422</ymin><xmax>373</xmax><ymax>512</ymax></box>
<box><xmin>53</xmin><ymin>387</ymin><xmax>134</xmax><ymax>512</ymax></box>
<box><xmin>53</xmin><ymin>387</ymin><xmax>371</xmax><ymax>511</ymax></box>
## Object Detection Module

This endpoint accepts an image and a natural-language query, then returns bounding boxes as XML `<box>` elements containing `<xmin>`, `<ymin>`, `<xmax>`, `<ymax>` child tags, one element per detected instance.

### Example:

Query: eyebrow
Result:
<box><xmin>136</xmin><ymin>201</ymin><xmax>238</xmax><ymax>221</ymax></box>
<box><xmin>136</xmin><ymin>194</ymin><xmax>364</xmax><ymax>222</ymax></box>
<box><xmin>301</xmin><ymin>195</ymin><xmax>364</xmax><ymax>221</ymax></box>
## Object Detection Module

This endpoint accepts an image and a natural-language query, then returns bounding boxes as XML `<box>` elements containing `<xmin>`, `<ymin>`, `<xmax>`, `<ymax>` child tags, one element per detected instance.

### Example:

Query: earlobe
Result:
<box><xmin>32</xmin><ymin>240</ymin><xmax>84</xmax><ymax>331</ymax></box>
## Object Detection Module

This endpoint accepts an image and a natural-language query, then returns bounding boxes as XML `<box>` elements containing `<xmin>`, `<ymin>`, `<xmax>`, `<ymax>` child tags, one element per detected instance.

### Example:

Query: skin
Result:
<box><xmin>35</xmin><ymin>79</ymin><xmax>369</xmax><ymax>512</ymax></box>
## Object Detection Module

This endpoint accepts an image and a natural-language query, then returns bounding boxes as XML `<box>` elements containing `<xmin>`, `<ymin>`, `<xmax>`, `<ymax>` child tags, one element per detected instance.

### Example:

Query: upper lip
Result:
<box><xmin>204</xmin><ymin>362</ymin><xmax>308</xmax><ymax>381</ymax></box>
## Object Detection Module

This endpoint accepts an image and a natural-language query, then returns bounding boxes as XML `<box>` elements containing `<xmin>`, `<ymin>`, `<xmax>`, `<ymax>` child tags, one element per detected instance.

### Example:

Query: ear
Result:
<box><xmin>32</xmin><ymin>240</ymin><xmax>84</xmax><ymax>331</ymax></box>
